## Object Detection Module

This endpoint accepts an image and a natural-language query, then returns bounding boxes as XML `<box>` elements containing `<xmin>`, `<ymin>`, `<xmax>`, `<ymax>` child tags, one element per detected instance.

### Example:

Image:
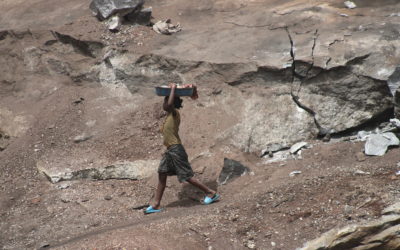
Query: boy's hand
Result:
<box><xmin>169</xmin><ymin>83</ymin><xmax>176</xmax><ymax>89</ymax></box>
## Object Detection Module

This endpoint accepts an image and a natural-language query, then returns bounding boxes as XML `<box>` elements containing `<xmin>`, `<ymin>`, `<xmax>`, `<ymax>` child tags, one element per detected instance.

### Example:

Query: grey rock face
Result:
<box><xmin>218</xmin><ymin>158</ymin><xmax>249</xmax><ymax>185</ymax></box>
<box><xmin>299</xmin><ymin>202</ymin><xmax>400</xmax><ymax>250</ymax></box>
<box><xmin>89</xmin><ymin>0</ymin><xmax>144</xmax><ymax>20</ymax></box>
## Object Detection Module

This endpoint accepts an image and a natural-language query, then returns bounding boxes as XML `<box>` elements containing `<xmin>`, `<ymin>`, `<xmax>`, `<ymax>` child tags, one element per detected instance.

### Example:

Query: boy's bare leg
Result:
<box><xmin>187</xmin><ymin>177</ymin><xmax>216</xmax><ymax>198</ymax></box>
<box><xmin>152</xmin><ymin>173</ymin><xmax>167</xmax><ymax>209</ymax></box>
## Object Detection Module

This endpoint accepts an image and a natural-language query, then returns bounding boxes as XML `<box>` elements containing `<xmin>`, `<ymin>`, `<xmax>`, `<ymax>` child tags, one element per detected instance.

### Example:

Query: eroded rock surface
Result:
<box><xmin>38</xmin><ymin>160</ymin><xmax>159</xmax><ymax>183</ymax></box>
<box><xmin>300</xmin><ymin>202</ymin><xmax>400</xmax><ymax>250</ymax></box>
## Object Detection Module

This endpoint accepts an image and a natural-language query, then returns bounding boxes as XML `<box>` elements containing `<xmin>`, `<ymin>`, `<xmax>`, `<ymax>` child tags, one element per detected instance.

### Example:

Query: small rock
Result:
<box><xmin>322</xmin><ymin>134</ymin><xmax>331</xmax><ymax>142</ymax></box>
<box><xmin>261</xmin><ymin>143</ymin><xmax>289</xmax><ymax>157</ymax></box>
<box><xmin>390</xmin><ymin>118</ymin><xmax>400</xmax><ymax>128</ymax></box>
<box><xmin>218</xmin><ymin>158</ymin><xmax>249</xmax><ymax>185</ymax></box>
<box><xmin>107</xmin><ymin>15</ymin><xmax>122</xmax><ymax>31</ymax></box>
<box><xmin>271</xmin><ymin>241</ymin><xmax>276</xmax><ymax>247</ymax></box>
<box><xmin>344</xmin><ymin>205</ymin><xmax>353</xmax><ymax>214</ymax></box>
<box><xmin>39</xmin><ymin>243</ymin><xmax>50</xmax><ymax>249</ymax></box>
<box><xmin>289</xmin><ymin>171</ymin><xmax>302</xmax><ymax>177</ymax></box>
<box><xmin>57</xmin><ymin>183</ymin><xmax>70</xmax><ymax>189</ymax></box>
<box><xmin>153</xmin><ymin>19</ymin><xmax>182</xmax><ymax>35</ymax></box>
<box><xmin>290</xmin><ymin>142</ymin><xmax>308</xmax><ymax>154</ymax></box>
<box><xmin>31</xmin><ymin>197</ymin><xmax>41</xmax><ymax>204</ymax></box>
<box><xmin>245</xmin><ymin>240</ymin><xmax>256</xmax><ymax>249</ymax></box>
<box><xmin>61</xmin><ymin>198</ymin><xmax>70</xmax><ymax>203</ymax></box>
<box><xmin>73</xmin><ymin>133</ymin><xmax>92</xmax><ymax>143</ymax></box>
<box><xmin>73</xmin><ymin>97</ymin><xmax>85</xmax><ymax>104</ymax></box>
<box><xmin>104</xmin><ymin>195</ymin><xmax>112</xmax><ymax>200</ymax></box>
<box><xmin>344</xmin><ymin>1</ymin><xmax>356</xmax><ymax>9</ymax></box>
<box><xmin>396</xmin><ymin>170</ymin><xmax>400</xmax><ymax>176</ymax></box>
<box><xmin>355</xmin><ymin>152</ymin><xmax>366</xmax><ymax>162</ymax></box>
<box><xmin>354</xmin><ymin>170</ymin><xmax>370</xmax><ymax>175</ymax></box>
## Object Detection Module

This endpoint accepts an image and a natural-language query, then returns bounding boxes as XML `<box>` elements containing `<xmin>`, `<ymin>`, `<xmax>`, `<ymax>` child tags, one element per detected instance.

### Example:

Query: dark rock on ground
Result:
<box><xmin>89</xmin><ymin>0</ymin><xmax>144</xmax><ymax>20</ymax></box>
<box><xmin>218</xmin><ymin>158</ymin><xmax>249</xmax><ymax>185</ymax></box>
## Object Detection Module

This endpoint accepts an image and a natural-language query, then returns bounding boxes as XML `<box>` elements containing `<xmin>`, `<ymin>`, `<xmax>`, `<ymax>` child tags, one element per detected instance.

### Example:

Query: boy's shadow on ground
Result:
<box><xmin>165</xmin><ymin>180</ymin><xmax>219</xmax><ymax>208</ymax></box>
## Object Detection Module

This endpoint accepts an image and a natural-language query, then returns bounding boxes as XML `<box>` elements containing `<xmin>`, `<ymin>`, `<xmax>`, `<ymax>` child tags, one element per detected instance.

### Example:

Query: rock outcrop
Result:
<box><xmin>299</xmin><ymin>202</ymin><xmax>400</xmax><ymax>250</ymax></box>
<box><xmin>38</xmin><ymin>160</ymin><xmax>159</xmax><ymax>183</ymax></box>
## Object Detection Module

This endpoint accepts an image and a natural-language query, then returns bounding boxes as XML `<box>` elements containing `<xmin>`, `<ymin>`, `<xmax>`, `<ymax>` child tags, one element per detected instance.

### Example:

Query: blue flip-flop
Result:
<box><xmin>144</xmin><ymin>206</ymin><xmax>163</xmax><ymax>214</ymax></box>
<box><xmin>203</xmin><ymin>194</ymin><xmax>220</xmax><ymax>205</ymax></box>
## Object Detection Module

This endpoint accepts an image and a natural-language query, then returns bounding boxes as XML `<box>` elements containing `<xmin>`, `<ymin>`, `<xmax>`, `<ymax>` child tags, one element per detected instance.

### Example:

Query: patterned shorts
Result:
<box><xmin>158</xmin><ymin>144</ymin><xmax>194</xmax><ymax>183</ymax></box>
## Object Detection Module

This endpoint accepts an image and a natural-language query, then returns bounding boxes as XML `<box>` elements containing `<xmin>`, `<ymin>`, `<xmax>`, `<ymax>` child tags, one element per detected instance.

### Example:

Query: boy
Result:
<box><xmin>145</xmin><ymin>84</ymin><xmax>220</xmax><ymax>214</ymax></box>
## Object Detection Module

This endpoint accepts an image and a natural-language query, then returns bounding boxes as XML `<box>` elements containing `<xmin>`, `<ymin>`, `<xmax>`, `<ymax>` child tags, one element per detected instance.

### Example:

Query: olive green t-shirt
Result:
<box><xmin>161</xmin><ymin>109</ymin><xmax>182</xmax><ymax>148</ymax></box>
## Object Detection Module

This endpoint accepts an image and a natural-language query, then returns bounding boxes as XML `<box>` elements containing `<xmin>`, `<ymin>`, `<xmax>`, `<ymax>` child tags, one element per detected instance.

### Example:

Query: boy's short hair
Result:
<box><xmin>164</xmin><ymin>96</ymin><xmax>183</xmax><ymax>109</ymax></box>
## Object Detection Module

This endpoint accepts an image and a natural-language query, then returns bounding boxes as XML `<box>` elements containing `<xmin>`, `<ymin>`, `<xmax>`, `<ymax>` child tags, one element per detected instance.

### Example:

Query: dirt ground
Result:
<box><xmin>1</xmin><ymin>0</ymin><xmax>400</xmax><ymax>249</ymax></box>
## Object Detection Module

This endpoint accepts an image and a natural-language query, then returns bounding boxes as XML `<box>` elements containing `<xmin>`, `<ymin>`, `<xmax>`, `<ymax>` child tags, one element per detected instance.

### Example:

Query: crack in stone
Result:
<box><xmin>303</xmin><ymin>29</ymin><xmax>319</xmax><ymax>82</ymax></box>
<box><xmin>328</xmin><ymin>38</ymin><xmax>344</xmax><ymax>47</ymax></box>
<box><xmin>286</xmin><ymin>27</ymin><xmax>330</xmax><ymax>136</ymax></box>
<box><xmin>326</xmin><ymin>57</ymin><xmax>332</xmax><ymax>67</ymax></box>
<box><xmin>224</xmin><ymin>21</ymin><xmax>272</xmax><ymax>28</ymax></box>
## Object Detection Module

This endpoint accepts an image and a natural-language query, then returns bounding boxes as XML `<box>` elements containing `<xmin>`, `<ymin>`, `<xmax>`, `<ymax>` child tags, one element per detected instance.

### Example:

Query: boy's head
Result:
<box><xmin>164</xmin><ymin>96</ymin><xmax>183</xmax><ymax>109</ymax></box>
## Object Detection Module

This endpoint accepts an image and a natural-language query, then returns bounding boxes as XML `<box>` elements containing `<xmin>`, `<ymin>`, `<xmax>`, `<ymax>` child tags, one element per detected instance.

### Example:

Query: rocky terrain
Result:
<box><xmin>1</xmin><ymin>0</ymin><xmax>400</xmax><ymax>249</ymax></box>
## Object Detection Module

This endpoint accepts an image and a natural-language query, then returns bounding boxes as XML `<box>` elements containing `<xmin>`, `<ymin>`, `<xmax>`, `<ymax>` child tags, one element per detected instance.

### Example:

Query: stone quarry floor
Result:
<box><xmin>1</xmin><ymin>0</ymin><xmax>400</xmax><ymax>249</ymax></box>
<box><xmin>1</xmin><ymin>99</ymin><xmax>400</xmax><ymax>249</ymax></box>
